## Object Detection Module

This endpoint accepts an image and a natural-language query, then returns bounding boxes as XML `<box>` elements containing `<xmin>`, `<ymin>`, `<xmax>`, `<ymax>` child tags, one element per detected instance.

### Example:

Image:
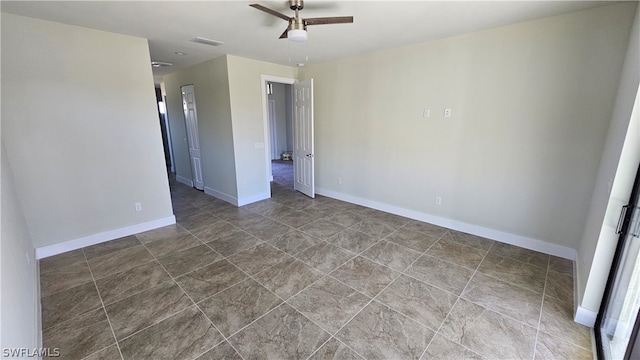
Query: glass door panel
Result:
<box><xmin>598</xmin><ymin>164</ymin><xmax>640</xmax><ymax>360</ymax></box>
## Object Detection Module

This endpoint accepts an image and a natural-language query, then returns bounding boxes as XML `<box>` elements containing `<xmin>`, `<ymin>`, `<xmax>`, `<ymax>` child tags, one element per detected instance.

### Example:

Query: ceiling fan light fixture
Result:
<box><xmin>288</xmin><ymin>29</ymin><xmax>307</xmax><ymax>42</ymax></box>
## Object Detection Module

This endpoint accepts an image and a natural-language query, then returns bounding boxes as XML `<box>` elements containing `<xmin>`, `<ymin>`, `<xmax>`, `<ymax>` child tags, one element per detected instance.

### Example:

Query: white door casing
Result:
<box><xmin>269</xmin><ymin>99</ymin><xmax>278</xmax><ymax>160</ymax></box>
<box><xmin>181</xmin><ymin>85</ymin><xmax>204</xmax><ymax>190</ymax></box>
<box><xmin>293</xmin><ymin>79</ymin><xmax>314</xmax><ymax>198</ymax></box>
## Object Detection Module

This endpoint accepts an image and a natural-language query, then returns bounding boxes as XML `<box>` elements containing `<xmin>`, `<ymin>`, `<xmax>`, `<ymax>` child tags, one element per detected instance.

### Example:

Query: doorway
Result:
<box><xmin>267</xmin><ymin>82</ymin><xmax>295</xmax><ymax>194</ymax></box>
<box><xmin>155</xmin><ymin>86</ymin><xmax>174</xmax><ymax>173</ymax></box>
<box><xmin>261</xmin><ymin>75</ymin><xmax>296</xmax><ymax>195</ymax></box>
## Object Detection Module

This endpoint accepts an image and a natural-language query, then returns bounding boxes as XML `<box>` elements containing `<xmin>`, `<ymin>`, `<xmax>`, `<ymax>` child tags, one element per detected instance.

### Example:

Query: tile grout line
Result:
<box><xmin>398</xmin><ymin>228</ymin><xmax>458</xmax><ymax>360</ymax></box>
<box><xmin>192</xmin><ymin>179</ymin><xmax>488</xmax><ymax>357</ymax></box>
<box><xmin>187</xmin><ymin>240</ymin><xmax>333</xmax><ymax>353</ymax></box>
<box><xmin>202</xmin><ymin>178</ymin><xmax>582</xmax><ymax>357</ymax></box>
<box><xmin>169</xmin><ymin>201</ymin><xmax>264</xmax><ymax>360</ymax></box>
<box><xmin>54</xmin><ymin>179</ymin><xmax>574</xmax><ymax>359</ymax></box>
<box><xmin>81</xmin><ymin>247</ymin><xmax>126</xmax><ymax>360</ymax></box>
<box><xmin>433</xmin><ymin>237</ymin><xmax>549</xmax><ymax>328</ymax></box>
<box><xmin>134</xmin><ymin>236</ymin><xmax>233</xmax><ymax>358</ymax></box>
<box><xmin>532</xmin><ymin>255</ymin><xmax>552</xmax><ymax>360</ymax></box>
<box><xmin>208</xmin><ymin>227</ymin><xmax>388</xmax><ymax>360</ymax></box>
<box><xmin>312</xmin><ymin>225</ymin><xmax>445</xmax><ymax>360</ymax></box>
<box><xmin>418</xmin><ymin>238</ymin><xmax>497</xmax><ymax>360</ymax></box>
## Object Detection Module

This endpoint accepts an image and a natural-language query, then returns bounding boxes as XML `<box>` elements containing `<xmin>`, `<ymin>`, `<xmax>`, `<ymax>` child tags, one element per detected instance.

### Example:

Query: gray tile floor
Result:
<box><xmin>39</xmin><ymin>161</ymin><xmax>593</xmax><ymax>359</ymax></box>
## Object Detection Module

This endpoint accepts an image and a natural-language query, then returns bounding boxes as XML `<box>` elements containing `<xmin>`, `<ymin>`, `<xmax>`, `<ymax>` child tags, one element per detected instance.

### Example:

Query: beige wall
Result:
<box><xmin>226</xmin><ymin>55</ymin><xmax>298</xmax><ymax>202</ymax></box>
<box><xmin>1</xmin><ymin>13</ymin><xmax>173</xmax><ymax>248</ymax></box>
<box><xmin>164</xmin><ymin>56</ymin><xmax>237</xmax><ymax>199</ymax></box>
<box><xmin>1</xmin><ymin>141</ymin><xmax>40</xmax><ymax>354</ymax></box>
<box><xmin>299</xmin><ymin>3</ymin><xmax>635</xmax><ymax>254</ymax></box>
<box><xmin>164</xmin><ymin>55</ymin><xmax>297</xmax><ymax>204</ymax></box>
<box><xmin>577</xmin><ymin>2</ymin><xmax>640</xmax><ymax>317</ymax></box>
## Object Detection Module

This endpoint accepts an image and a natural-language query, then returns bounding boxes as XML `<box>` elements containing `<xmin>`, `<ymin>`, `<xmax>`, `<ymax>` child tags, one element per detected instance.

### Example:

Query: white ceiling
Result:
<box><xmin>1</xmin><ymin>1</ymin><xmax>618</xmax><ymax>83</ymax></box>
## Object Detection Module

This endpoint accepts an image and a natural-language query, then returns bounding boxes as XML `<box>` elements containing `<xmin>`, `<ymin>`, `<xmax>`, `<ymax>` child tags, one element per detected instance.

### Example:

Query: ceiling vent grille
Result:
<box><xmin>190</xmin><ymin>37</ymin><xmax>224</xmax><ymax>47</ymax></box>
<box><xmin>151</xmin><ymin>61</ymin><xmax>173</xmax><ymax>68</ymax></box>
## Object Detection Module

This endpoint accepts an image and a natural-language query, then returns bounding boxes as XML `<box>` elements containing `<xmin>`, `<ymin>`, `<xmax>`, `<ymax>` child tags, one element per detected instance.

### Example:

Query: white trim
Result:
<box><xmin>238</xmin><ymin>192</ymin><xmax>270</xmax><ymax>207</ymax></box>
<box><xmin>204</xmin><ymin>186</ymin><xmax>238</xmax><ymax>206</ymax></box>
<box><xmin>575</xmin><ymin>306</ymin><xmax>598</xmax><ymax>327</ymax></box>
<box><xmin>574</xmin><ymin>259</ymin><xmax>583</xmax><ymax>328</ymax></box>
<box><xmin>261</xmin><ymin>74</ymin><xmax>296</xmax><ymax>198</ymax></box>
<box><xmin>176</xmin><ymin>175</ymin><xmax>193</xmax><ymax>187</ymax></box>
<box><xmin>316</xmin><ymin>187</ymin><xmax>577</xmax><ymax>260</ymax></box>
<box><xmin>269</xmin><ymin>99</ymin><xmax>278</xmax><ymax>160</ymax></box>
<box><xmin>203</xmin><ymin>186</ymin><xmax>270</xmax><ymax>207</ymax></box>
<box><xmin>35</xmin><ymin>216</ymin><xmax>176</xmax><ymax>259</ymax></box>
<box><xmin>35</xmin><ymin>260</ymin><xmax>42</xmax><ymax>350</ymax></box>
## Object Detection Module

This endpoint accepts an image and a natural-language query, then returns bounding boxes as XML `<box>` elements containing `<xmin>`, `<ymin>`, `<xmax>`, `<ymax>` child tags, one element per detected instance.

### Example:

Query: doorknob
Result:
<box><xmin>616</xmin><ymin>205</ymin><xmax>630</xmax><ymax>235</ymax></box>
<box><xmin>306</xmin><ymin>154</ymin><xmax>314</xmax><ymax>157</ymax></box>
<box><xmin>632</xmin><ymin>206</ymin><xmax>640</xmax><ymax>238</ymax></box>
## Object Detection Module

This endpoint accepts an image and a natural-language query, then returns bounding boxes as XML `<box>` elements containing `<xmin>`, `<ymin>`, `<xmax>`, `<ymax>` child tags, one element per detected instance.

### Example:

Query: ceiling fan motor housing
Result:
<box><xmin>289</xmin><ymin>0</ymin><xmax>304</xmax><ymax>11</ymax></box>
<box><xmin>289</xmin><ymin>17</ymin><xmax>306</xmax><ymax>31</ymax></box>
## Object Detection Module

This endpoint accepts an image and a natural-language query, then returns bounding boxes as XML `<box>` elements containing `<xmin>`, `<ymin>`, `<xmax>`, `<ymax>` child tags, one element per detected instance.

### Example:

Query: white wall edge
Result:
<box><xmin>35</xmin><ymin>260</ymin><xmax>42</xmax><ymax>349</ymax></box>
<box><xmin>238</xmin><ymin>192</ymin><xmax>270</xmax><ymax>207</ymax></box>
<box><xmin>204</xmin><ymin>186</ymin><xmax>238</xmax><ymax>206</ymax></box>
<box><xmin>176</xmin><ymin>175</ymin><xmax>193</xmax><ymax>187</ymax></box>
<box><xmin>35</xmin><ymin>216</ymin><xmax>176</xmax><ymax>259</ymax></box>
<box><xmin>316</xmin><ymin>187</ymin><xmax>577</xmax><ymax>260</ymax></box>
<box><xmin>575</xmin><ymin>306</ymin><xmax>598</xmax><ymax>327</ymax></box>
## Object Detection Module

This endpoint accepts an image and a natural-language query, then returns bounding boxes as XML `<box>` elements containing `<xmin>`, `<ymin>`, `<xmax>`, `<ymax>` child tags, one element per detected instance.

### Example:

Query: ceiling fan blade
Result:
<box><xmin>279</xmin><ymin>28</ymin><xmax>289</xmax><ymax>39</ymax></box>
<box><xmin>304</xmin><ymin>16</ymin><xmax>353</xmax><ymax>26</ymax></box>
<box><xmin>249</xmin><ymin>4</ymin><xmax>292</xmax><ymax>22</ymax></box>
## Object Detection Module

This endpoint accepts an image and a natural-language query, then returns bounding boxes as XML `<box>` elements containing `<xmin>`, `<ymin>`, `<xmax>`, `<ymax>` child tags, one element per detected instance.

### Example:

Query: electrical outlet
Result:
<box><xmin>423</xmin><ymin>109</ymin><xmax>430</xmax><ymax>118</ymax></box>
<box><xmin>25</xmin><ymin>251</ymin><xmax>31</xmax><ymax>264</ymax></box>
<box><xmin>435</xmin><ymin>196</ymin><xmax>442</xmax><ymax>205</ymax></box>
<box><xmin>135</xmin><ymin>202</ymin><xmax>142</xmax><ymax>212</ymax></box>
<box><xmin>444</xmin><ymin>108</ymin><xmax>452</xmax><ymax>118</ymax></box>
<box><xmin>337</xmin><ymin>177</ymin><xmax>342</xmax><ymax>185</ymax></box>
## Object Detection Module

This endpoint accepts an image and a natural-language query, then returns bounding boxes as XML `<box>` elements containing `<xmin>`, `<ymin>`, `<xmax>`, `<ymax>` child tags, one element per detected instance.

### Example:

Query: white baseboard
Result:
<box><xmin>204</xmin><ymin>186</ymin><xmax>238</xmax><ymax>206</ymax></box>
<box><xmin>316</xmin><ymin>187</ymin><xmax>577</xmax><ymax>260</ymax></box>
<box><xmin>35</xmin><ymin>216</ymin><xmax>176</xmax><ymax>259</ymax></box>
<box><xmin>575</xmin><ymin>306</ymin><xmax>598</xmax><ymax>327</ymax></box>
<box><xmin>238</xmin><ymin>192</ymin><xmax>270</xmax><ymax>207</ymax></box>
<box><xmin>176</xmin><ymin>175</ymin><xmax>193</xmax><ymax>187</ymax></box>
<box><xmin>204</xmin><ymin>187</ymin><xmax>270</xmax><ymax>207</ymax></box>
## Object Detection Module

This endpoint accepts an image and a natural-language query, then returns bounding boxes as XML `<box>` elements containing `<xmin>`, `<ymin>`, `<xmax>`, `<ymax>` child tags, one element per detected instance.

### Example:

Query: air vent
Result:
<box><xmin>190</xmin><ymin>37</ymin><xmax>224</xmax><ymax>47</ymax></box>
<box><xmin>151</xmin><ymin>61</ymin><xmax>173</xmax><ymax>68</ymax></box>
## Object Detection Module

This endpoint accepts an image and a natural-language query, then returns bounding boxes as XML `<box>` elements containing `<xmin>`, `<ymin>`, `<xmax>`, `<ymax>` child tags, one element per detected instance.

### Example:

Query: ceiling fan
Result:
<box><xmin>250</xmin><ymin>0</ymin><xmax>353</xmax><ymax>42</ymax></box>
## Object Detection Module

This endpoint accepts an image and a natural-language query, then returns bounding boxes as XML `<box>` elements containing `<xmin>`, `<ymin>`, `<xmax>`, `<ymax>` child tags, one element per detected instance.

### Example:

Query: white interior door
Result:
<box><xmin>181</xmin><ymin>85</ymin><xmax>204</xmax><ymax>190</ymax></box>
<box><xmin>293</xmin><ymin>79</ymin><xmax>314</xmax><ymax>198</ymax></box>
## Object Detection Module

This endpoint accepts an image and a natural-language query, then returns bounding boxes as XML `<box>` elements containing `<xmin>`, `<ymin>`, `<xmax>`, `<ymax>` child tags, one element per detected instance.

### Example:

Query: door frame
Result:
<box><xmin>595</xmin><ymin>162</ymin><xmax>640</xmax><ymax>359</ymax></box>
<box><xmin>268</xmin><ymin>99</ymin><xmax>278</xmax><ymax>160</ymax></box>
<box><xmin>260</xmin><ymin>74</ymin><xmax>296</xmax><ymax>193</ymax></box>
